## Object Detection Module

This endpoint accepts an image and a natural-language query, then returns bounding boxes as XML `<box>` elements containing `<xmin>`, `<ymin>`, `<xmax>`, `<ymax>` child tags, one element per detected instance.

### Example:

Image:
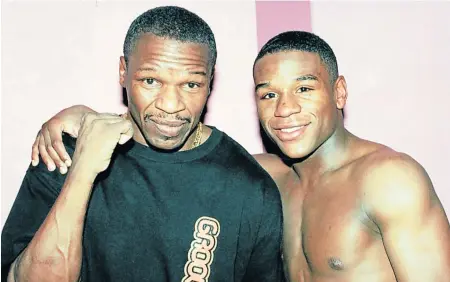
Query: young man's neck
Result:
<box><xmin>293</xmin><ymin>124</ymin><xmax>354</xmax><ymax>181</ymax></box>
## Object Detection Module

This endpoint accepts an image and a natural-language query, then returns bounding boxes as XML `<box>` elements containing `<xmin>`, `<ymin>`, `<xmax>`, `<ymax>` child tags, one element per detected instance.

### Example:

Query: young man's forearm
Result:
<box><xmin>8</xmin><ymin>165</ymin><xmax>97</xmax><ymax>282</ymax></box>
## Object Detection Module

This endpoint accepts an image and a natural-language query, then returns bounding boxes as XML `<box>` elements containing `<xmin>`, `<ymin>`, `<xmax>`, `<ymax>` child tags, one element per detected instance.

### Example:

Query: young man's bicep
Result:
<box><xmin>380</xmin><ymin>199</ymin><xmax>450</xmax><ymax>282</ymax></box>
<box><xmin>365</xmin><ymin>156</ymin><xmax>450</xmax><ymax>282</ymax></box>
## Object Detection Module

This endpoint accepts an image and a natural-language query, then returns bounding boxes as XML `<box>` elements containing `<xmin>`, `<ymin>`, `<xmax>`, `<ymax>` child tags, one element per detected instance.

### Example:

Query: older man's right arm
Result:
<box><xmin>2</xmin><ymin>147</ymin><xmax>95</xmax><ymax>282</ymax></box>
<box><xmin>3</xmin><ymin>112</ymin><xmax>132</xmax><ymax>282</ymax></box>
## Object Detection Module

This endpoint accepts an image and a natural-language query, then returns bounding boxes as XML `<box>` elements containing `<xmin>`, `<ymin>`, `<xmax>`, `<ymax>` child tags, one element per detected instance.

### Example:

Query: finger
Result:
<box><xmin>84</xmin><ymin>112</ymin><xmax>121</xmax><ymax>122</ymax></box>
<box><xmin>80</xmin><ymin>116</ymin><xmax>130</xmax><ymax>147</ymax></box>
<box><xmin>48</xmin><ymin>122</ymin><xmax>72</xmax><ymax>167</ymax></box>
<box><xmin>81</xmin><ymin>112</ymin><xmax>121</xmax><ymax>130</ymax></box>
<box><xmin>38</xmin><ymin>134</ymin><xmax>56</xmax><ymax>171</ymax></box>
<box><xmin>31</xmin><ymin>131</ymin><xmax>41</xmax><ymax>166</ymax></box>
<box><xmin>45</xmin><ymin>116</ymin><xmax>78</xmax><ymax>140</ymax></box>
<box><xmin>89</xmin><ymin>116</ymin><xmax>125</xmax><ymax>129</ymax></box>
<box><xmin>82</xmin><ymin>116</ymin><xmax>127</xmax><ymax>142</ymax></box>
<box><xmin>118</xmin><ymin>123</ymin><xmax>134</xmax><ymax>145</ymax></box>
<box><xmin>108</xmin><ymin>119</ymin><xmax>134</xmax><ymax>145</ymax></box>
<box><xmin>120</xmin><ymin>112</ymin><xmax>129</xmax><ymax>119</ymax></box>
<box><xmin>42</xmin><ymin>128</ymin><xmax>67</xmax><ymax>172</ymax></box>
<box><xmin>65</xmin><ymin>123</ymin><xmax>81</xmax><ymax>138</ymax></box>
<box><xmin>100</xmin><ymin>112</ymin><xmax>122</xmax><ymax>118</ymax></box>
<box><xmin>59</xmin><ymin>165</ymin><xmax>68</xmax><ymax>175</ymax></box>
<box><xmin>80</xmin><ymin>112</ymin><xmax>97</xmax><ymax>128</ymax></box>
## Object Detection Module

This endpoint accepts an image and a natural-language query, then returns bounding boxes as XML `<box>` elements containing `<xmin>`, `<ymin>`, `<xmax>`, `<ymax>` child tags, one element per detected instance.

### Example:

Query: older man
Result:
<box><xmin>1</xmin><ymin>6</ymin><xmax>284</xmax><ymax>282</ymax></box>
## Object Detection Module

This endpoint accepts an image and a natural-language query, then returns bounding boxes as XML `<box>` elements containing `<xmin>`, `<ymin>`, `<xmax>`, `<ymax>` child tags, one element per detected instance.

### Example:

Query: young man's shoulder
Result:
<box><xmin>347</xmin><ymin>138</ymin><xmax>413</xmax><ymax>175</ymax></box>
<box><xmin>253</xmin><ymin>153</ymin><xmax>290</xmax><ymax>173</ymax></box>
<box><xmin>357</xmin><ymin>145</ymin><xmax>438</xmax><ymax>220</ymax></box>
<box><xmin>252</xmin><ymin>153</ymin><xmax>296</xmax><ymax>190</ymax></box>
<box><xmin>357</xmin><ymin>145</ymin><xmax>424</xmax><ymax>181</ymax></box>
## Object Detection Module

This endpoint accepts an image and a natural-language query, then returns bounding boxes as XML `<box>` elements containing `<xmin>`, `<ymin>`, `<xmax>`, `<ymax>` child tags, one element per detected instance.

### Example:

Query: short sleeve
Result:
<box><xmin>1</xmin><ymin>135</ymin><xmax>75</xmax><ymax>281</ymax></box>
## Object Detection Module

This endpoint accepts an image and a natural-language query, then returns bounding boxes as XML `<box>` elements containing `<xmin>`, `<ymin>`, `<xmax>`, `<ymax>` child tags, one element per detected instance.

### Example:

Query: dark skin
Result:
<box><xmin>6</xmin><ymin>35</ymin><xmax>215</xmax><ymax>282</ymax></box>
<box><xmin>122</xmin><ymin>33</ymin><xmax>213</xmax><ymax>151</ymax></box>
<box><xmin>31</xmin><ymin>34</ymin><xmax>213</xmax><ymax>173</ymax></box>
<box><xmin>254</xmin><ymin>51</ymin><xmax>450</xmax><ymax>281</ymax></box>
<box><xmin>31</xmin><ymin>51</ymin><xmax>450</xmax><ymax>281</ymax></box>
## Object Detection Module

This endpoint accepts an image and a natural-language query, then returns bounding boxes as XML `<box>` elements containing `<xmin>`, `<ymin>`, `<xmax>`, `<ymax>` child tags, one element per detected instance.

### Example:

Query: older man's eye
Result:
<box><xmin>187</xmin><ymin>82</ymin><xmax>200</xmax><ymax>89</ymax></box>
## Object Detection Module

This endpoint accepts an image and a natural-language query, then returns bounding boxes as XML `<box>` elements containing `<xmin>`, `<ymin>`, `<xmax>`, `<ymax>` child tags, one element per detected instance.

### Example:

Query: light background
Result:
<box><xmin>2</xmin><ymin>0</ymin><xmax>449</xmax><ymax>227</ymax></box>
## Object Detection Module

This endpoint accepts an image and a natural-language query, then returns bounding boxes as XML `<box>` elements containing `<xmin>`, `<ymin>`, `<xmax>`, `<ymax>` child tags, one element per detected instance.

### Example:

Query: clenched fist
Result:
<box><xmin>70</xmin><ymin>113</ymin><xmax>133</xmax><ymax>180</ymax></box>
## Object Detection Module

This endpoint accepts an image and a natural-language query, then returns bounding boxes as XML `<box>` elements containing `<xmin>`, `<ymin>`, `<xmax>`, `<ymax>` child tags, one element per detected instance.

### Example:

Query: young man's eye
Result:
<box><xmin>262</xmin><ymin>92</ymin><xmax>277</xmax><ymax>99</ymax></box>
<box><xmin>298</xmin><ymin>87</ymin><xmax>312</xmax><ymax>93</ymax></box>
<box><xmin>144</xmin><ymin>78</ymin><xmax>156</xmax><ymax>85</ymax></box>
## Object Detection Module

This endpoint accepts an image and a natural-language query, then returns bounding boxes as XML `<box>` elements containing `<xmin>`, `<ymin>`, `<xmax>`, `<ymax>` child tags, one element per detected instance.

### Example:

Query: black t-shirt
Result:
<box><xmin>2</xmin><ymin>127</ymin><xmax>284</xmax><ymax>282</ymax></box>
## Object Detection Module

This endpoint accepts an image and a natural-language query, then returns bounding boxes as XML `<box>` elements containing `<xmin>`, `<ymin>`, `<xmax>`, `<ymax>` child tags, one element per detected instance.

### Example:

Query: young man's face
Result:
<box><xmin>120</xmin><ymin>34</ymin><xmax>212</xmax><ymax>151</ymax></box>
<box><xmin>254</xmin><ymin>51</ymin><xmax>347</xmax><ymax>159</ymax></box>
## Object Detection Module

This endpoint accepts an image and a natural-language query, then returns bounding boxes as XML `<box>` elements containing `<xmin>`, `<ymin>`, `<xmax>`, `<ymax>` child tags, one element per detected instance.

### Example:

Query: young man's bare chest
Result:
<box><xmin>280</xmin><ymin>167</ymin><xmax>396</xmax><ymax>281</ymax></box>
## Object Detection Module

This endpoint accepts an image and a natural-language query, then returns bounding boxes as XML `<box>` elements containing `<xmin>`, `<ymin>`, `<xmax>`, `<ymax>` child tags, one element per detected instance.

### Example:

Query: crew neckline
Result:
<box><xmin>125</xmin><ymin>126</ymin><xmax>223</xmax><ymax>163</ymax></box>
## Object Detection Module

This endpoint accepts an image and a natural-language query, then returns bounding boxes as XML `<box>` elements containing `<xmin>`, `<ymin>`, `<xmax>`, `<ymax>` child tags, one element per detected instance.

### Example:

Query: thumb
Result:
<box><xmin>62</xmin><ymin>123</ymin><xmax>80</xmax><ymax>138</ymax></box>
<box><xmin>118</xmin><ymin>122</ymin><xmax>134</xmax><ymax>145</ymax></box>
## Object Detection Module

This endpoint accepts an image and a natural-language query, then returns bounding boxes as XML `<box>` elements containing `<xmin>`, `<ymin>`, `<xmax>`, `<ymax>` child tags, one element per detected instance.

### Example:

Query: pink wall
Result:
<box><xmin>2</xmin><ymin>1</ymin><xmax>449</xmax><ymax>225</ymax></box>
<box><xmin>1</xmin><ymin>0</ymin><xmax>262</xmax><ymax>225</ymax></box>
<box><xmin>311</xmin><ymin>1</ymin><xmax>450</xmax><ymax>214</ymax></box>
<box><xmin>255</xmin><ymin>1</ymin><xmax>312</xmax><ymax>49</ymax></box>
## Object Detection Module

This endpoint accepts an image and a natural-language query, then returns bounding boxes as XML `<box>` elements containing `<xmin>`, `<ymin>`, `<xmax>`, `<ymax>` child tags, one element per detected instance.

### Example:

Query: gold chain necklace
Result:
<box><xmin>190</xmin><ymin>122</ymin><xmax>203</xmax><ymax>149</ymax></box>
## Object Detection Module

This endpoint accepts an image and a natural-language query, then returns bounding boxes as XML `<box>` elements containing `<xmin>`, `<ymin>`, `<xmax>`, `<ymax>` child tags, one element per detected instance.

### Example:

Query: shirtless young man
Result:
<box><xmin>28</xmin><ymin>31</ymin><xmax>450</xmax><ymax>281</ymax></box>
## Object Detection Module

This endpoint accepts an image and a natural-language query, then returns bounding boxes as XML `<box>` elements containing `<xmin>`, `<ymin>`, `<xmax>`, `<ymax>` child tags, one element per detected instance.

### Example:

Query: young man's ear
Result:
<box><xmin>119</xmin><ymin>56</ymin><xmax>127</xmax><ymax>87</ymax></box>
<box><xmin>334</xmin><ymin>75</ymin><xmax>348</xmax><ymax>110</ymax></box>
